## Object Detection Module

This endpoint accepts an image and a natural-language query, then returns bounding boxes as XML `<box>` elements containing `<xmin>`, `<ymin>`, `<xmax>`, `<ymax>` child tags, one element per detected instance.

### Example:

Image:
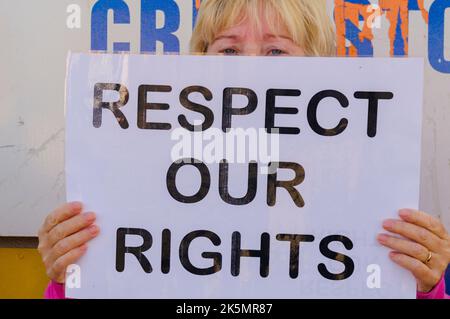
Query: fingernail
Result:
<box><xmin>84</xmin><ymin>212</ymin><xmax>96</xmax><ymax>222</ymax></box>
<box><xmin>399</xmin><ymin>209</ymin><xmax>411</xmax><ymax>218</ymax></box>
<box><xmin>377</xmin><ymin>234</ymin><xmax>388</xmax><ymax>243</ymax></box>
<box><xmin>383</xmin><ymin>219</ymin><xmax>394</xmax><ymax>229</ymax></box>
<box><xmin>389</xmin><ymin>251</ymin><xmax>398</xmax><ymax>259</ymax></box>
<box><xmin>71</xmin><ymin>201</ymin><xmax>83</xmax><ymax>210</ymax></box>
<box><xmin>88</xmin><ymin>225</ymin><xmax>99</xmax><ymax>235</ymax></box>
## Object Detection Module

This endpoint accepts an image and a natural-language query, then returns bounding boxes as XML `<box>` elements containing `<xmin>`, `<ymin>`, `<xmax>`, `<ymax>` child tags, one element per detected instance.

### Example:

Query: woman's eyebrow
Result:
<box><xmin>213</xmin><ymin>35</ymin><xmax>240</xmax><ymax>42</ymax></box>
<box><xmin>264</xmin><ymin>33</ymin><xmax>294</xmax><ymax>42</ymax></box>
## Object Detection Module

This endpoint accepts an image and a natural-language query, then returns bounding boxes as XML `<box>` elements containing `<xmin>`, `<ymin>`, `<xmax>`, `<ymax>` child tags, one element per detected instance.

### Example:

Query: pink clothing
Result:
<box><xmin>416</xmin><ymin>276</ymin><xmax>449</xmax><ymax>299</ymax></box>
<box><xmin>45</xmin><ymin>277</ymin><xmax>449</xmax><ymax>299</ymax></box>
<box><xmin>44</xmin><ymin>281</ymin><xmax>66</xmax><ymax>299</ymax></box>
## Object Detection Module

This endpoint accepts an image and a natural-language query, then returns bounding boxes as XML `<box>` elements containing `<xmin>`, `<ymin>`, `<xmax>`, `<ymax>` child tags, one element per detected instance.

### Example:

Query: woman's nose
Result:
<box><xmin>241</xmin><ymin>43</ymin><xmax>264</xmax><ymax>56</ymax></box>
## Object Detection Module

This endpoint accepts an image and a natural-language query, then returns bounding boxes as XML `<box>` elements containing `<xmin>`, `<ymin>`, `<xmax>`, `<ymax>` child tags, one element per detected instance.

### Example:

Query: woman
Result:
<box><xmin>39</xmin><ymin>0</ymin><xmax>450</xmax><ymax>298</ymax></box>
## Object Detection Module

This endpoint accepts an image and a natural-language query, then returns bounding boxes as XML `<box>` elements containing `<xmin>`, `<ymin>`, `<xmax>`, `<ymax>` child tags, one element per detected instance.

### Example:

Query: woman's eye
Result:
<box><xmin>222</xmin><ymin>48</ymin><xmax>238</xmax><ymax>55</ymax></box>
<box><xmin>268</xmin><ymin>49</ymin><xmax>285</xmax><ymax>56</ymax></box>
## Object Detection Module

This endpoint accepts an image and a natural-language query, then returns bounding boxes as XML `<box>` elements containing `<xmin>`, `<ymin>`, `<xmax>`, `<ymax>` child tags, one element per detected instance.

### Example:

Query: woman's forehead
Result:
<box><xmin>215</xmin><ymin>14</ymin><xmax>291</xmax><ymax>41</ymax></box>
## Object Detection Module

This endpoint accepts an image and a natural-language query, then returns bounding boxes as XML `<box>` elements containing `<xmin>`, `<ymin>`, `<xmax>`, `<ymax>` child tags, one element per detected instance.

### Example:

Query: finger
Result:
<box><xmin>388</xmin><ymin>252</ymin><xmax>441</xmax><ymax>291</ymax></box>
<box><xmin>399</xmin><ymin>209</ymin><xmax>447</xmax><ymax>239</ymax></box>
<box><xmin>382</xmin><ymin>219</ymin><xmax>441</xmax><ymax>252</ymax></box>
<box><xmin>47</xmin><ymin>244</ymin><xmax>88</xmax><ymax>283</ymax></box>
<box><xmin>47</xmin><ymin>212</ymin><xmax>96</xmax><ymax>248</ymax></box>
<box><xmin>40</xmin><ymin>202</ymin><xmax>83</xmax><ymax>234</ymax></box>
<box><xmin>378</xmin><ymin>233</ymin><xmax>429</xmax><ymax>262</ymax></box>
<box><xmin>47</xmin><ymin>225</ymin><xmax>99</xmax><ymax>266</ymax></box>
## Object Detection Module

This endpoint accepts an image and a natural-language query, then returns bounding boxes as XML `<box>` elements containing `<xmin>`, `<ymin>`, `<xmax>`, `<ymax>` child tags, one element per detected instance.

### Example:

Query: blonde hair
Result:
<box><xmin>190</xmin><ymin>0</ymin><xmax>336</xmax><ymax>56</ymax></box>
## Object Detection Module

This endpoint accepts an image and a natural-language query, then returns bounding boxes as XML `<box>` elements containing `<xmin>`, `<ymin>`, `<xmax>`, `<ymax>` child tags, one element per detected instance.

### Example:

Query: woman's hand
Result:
<box><xmin>378</xmin><ymin>209</ymin><xmax>450</xmax><ymax>293</ymax></box>
<box><xmin>38</xmin><ymin>202</ymin><xmax>100</xmax><ymax>283</ymax></box>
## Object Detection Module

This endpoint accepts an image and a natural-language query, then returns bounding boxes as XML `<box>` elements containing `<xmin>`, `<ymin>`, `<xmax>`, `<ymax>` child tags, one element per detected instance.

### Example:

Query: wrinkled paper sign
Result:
<box><xmin>65</xmin><ymin>53</ymin><xmax>423</xmax><ymax>298</ymax></box>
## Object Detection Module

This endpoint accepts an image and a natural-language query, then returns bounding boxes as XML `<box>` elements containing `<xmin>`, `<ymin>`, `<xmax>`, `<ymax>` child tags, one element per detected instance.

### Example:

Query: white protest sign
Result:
<box><xmin>65</xmin><ymin>53</ymin><xmax>423</xmax><ymax>299</ymax></box>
